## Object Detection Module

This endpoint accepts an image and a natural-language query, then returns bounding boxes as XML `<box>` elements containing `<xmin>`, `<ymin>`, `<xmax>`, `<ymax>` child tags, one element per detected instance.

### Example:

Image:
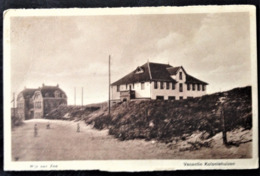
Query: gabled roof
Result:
<box><xmin>149</xmin><ymin>63</ymin><xmax>176</xmax><ymax>82</ymax></box>
<box><xmin>111</xmin><ymin>62</ymin><xmax>176</xmax><ymax>85</ymax></box>
<box><xmin>39</xmin><ymin>85</ymin><xmax>67</xmax><ymax>98</ymax></box>
<box><xmin>111</xmin><ymin>62</ymin><xmax>208</xmax><ymax>86</ymax></box>
<box><xmin>19</xmin><ymin>88</ymin><xmax>38</xmax><ymax>99</ymax></box>
<box><xmin>186</xmin><ymin>74</ymin><xmax>208</xmax><ymax>85</ymax></box>
<box><xmin>167</xmin><ymin>66</ymin><xmax>181</xmax><ymax>75</ymax></box>
<box><xmin>18</xmin><ymin>85</ymin><xmax>67</xmax><ymax>100</ymax></box>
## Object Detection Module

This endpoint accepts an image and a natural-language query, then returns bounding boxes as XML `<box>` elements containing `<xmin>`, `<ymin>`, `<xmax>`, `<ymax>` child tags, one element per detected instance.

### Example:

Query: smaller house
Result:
<box><xmin>17</xmin><ymin>88</ymin><xmax>37</xmax><ymax>120</ymax></box>
<box><xmin>33</xmin><ymin>84</ymin><xmax>67</xmax><ymax>119</ymax></box>
<box><xmin>16</xmin><ymin>84</ymin><xmax>67</xmax><ymax>120</ymax></box>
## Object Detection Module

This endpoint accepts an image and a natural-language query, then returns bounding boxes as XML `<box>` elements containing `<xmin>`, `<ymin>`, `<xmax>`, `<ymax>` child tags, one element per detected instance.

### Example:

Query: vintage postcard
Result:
<box><xmin>3</xmin><ymin>6</ymin><xmax>258</xmax><ymax>171</ymax></box>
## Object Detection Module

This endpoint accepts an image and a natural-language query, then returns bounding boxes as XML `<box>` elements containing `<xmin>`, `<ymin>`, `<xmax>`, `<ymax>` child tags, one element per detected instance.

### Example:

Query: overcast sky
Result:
<box><xmin>10</xmin><ymin>12</ymin><xmax>251</xmax><ymax>105</ymax></box>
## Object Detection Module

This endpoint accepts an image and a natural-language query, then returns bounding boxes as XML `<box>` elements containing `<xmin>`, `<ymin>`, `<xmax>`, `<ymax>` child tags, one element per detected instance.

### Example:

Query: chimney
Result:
<box><xmin>57</xmin><ymin>84</ymin><xmax>59</xmax><ymax>87</ymax></box>
<box><xmin>42</xmin><ymin>83</ymin><xmax>45</xmax><ymax>87</ymax></box>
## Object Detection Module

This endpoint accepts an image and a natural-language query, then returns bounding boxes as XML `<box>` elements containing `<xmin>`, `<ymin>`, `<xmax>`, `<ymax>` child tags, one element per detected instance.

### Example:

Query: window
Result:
<box><xmin>166</xmin><ymin>82</ymin><xmax>169</xmax><ymax>89</ymax></box>
<box><xmin>154</xmin><ymin>81</ymin><xmax>158</xmax><ymax>89</ymax></box>
<box><xmin>179</xmin><ymin>83</ymin><xmax>183</xmax><ymax>92</ymax></box>
<box><xmin>179</xmin><ymin>72</ymin><xmax>182</xmax><ymax>80</ymax></box>
<box><xmin>198</xmin><ymin>84</ymin><xmax>200</xmax><ymax>91</ymax></box>
<box><xmin>168</xmin><ymin>96</ymin><xmax>175</xmax><ymax>100</ymax></box>
<box><xmin>160</xmin><ymin>82</ymin><xmax>164</xmax><ymax>89</ymax></box>
<box><xmin>133</xmin><ymin>83</ymin><xmax>135</xmax><ymax>89</ymax></box>
<box><xmin>192</xmin><ymin>84</ymin><xmax>195</xmax><ymax>91</ymax></box>
<box><xmin>202</xmin><ymin>85</ymin><xmax>205</xmax><ymax>91</ymax></box>
<box><xmin>117</xmin><ymin>85</ymin><xmax>120</xmax><ymax>92</ymax></box>
<box><xmin>172</xmin><ymin>82</ymin><xmax>175</xmax><ymax>90</ymax></box>
<box><xmin>187</xmin><ymin>84</ymin><xmax>190</xmax><ymax>91</ymax></box>
<box><xmin>156</xmin><ymin>96</ymin><xmax>164</xmax><ymax>100</ymax></box>
<box><xmin>135</xmin><ymin>66</ymin><xmax>144</xmax><ymax>74</ymax></box>
<box><xmin>54</xmin><ymin>91</ymin><xmax>61</xmax><ymax>98</ymax></box>
<box><xmin>179</xmin><ymin>96</ymin><xmax>183</xmax><ymax>100</ymax></box>
<box><xmin>141</xmin><ymin>82</ymin><xmax>145</xmax><ymax>90</ymax></box>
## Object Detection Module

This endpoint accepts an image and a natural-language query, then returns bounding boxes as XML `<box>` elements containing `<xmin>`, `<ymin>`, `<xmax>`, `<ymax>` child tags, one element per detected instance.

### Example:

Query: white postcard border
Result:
<box><xmin>3</xmin><ymin>5</ymin><xmax>258</xmax><ymax>171</ymax></box>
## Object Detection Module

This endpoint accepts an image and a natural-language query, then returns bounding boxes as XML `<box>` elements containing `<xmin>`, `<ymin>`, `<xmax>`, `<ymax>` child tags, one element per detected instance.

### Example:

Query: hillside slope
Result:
<box><xmin>45</xmin><ymin>105</ymin><xmax>100</xmax><ymax>120</ymax></box>
<box><xmin>85</xmin><ymin>86</ymin><xmax>252</xmax><ymax>143</ymax></box>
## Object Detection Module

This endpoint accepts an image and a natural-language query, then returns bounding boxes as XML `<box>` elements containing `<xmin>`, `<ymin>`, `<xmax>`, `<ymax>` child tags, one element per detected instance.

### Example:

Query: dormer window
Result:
<box><xmin>135</xmin><ymin>66</ymin><xmax>144</xmax><ymax>74</ymax></box>
<box><xmin>54</xmin><ymin>90</ymin><xmax>61</xmax><ymax>98</ymax></box>
<box><xmin>179</xmin><ymin>72</ymin><xmax>182</xmax><ymax>80</ymax></box>
<box><xmin>34</xmin><ymin>92</ymin><xmax>41</xmax><ymax>99</ymax></box>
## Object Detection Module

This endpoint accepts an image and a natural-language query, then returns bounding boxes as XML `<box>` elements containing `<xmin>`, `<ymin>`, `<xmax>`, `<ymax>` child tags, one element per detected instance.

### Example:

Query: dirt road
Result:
<box><xmin>12</xmin><ymin>119</ymin><xmax>251</xmax><ymax>161</ymax></box>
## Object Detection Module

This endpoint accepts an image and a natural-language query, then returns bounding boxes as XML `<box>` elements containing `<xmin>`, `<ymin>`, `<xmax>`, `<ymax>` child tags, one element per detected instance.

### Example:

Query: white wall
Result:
<box><xmin>185</xmin><ymin>84</ymin><xmax>207</xmax><ymax>98</ymax></box>
<box><xmin>33</xmin><ymin>91</ymin><xmax>43</xmax><ymax>118</ymax></box>
<box><xmin>151</xmin><ymin>68</ymin><xmax>207</xmax><ymax>100</ymax></box>
<box><xmin>111</xmin><ymin>82</ymin><xmax>151</xmax><ymax>100</ymax></box>
<box><xmin>150</xmin><ymin>81</ymin><xmax>179</xmax><ymax>100</ymax></box>
<box><xmin>17</xmin><ymin>93</ymin><xmax>25</xmax><ymax>120</ymax></box>
<box><xmin>111</xmin><ymin>85</ymin><xmax>120</xmax><ymax>101</ymax></box>
<box><xmin>133</xmin><ymin>82</ymin><xmax>151</xmax><ymax>98</ymax></box>
<box><xmin>111</xmin><ymin>68</ymin><xmax>207</xmax><ymax>101</ymax></box>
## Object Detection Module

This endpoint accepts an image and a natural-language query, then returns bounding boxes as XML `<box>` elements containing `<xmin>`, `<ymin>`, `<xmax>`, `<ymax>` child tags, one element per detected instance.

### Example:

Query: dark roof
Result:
<box><xmin>39</xmin><ymin>85</ymin><xmax>67</xmax><ymax>98</ymax></box>
<box><xmin>167</xmin><ymin>66</ymin><xmax>181</xmax><ymax>75</ymax></box>
<box><xmin>20</xmin><ymin>88</ymin><xmax>37</xmax><ymax>99</ymax></box>
<box><xmin>111</xmin><ymin>62</ymin><xmax>176</xmax><ymax>85</ymax></box>
<box><xmin>186</xmin><ymin>74</ymin><xmax>208</xmax><ymax>85</ymax></box>
<box><xmin>111</xmin><ymin>62</ymin><xmax>208</xmax><ymax>86</ymax></box>
<box><xmin>149</xmin><ymin>63</ymin><xmax>176</xmax><ymax>82</ymax></box>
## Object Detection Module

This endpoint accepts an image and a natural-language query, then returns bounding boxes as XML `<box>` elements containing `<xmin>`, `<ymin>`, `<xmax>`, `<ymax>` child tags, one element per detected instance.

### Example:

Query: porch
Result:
<box><xmin>120</xmin><ymin>90</ymin><xmax>135</xmax><ymax>101</ymax></box>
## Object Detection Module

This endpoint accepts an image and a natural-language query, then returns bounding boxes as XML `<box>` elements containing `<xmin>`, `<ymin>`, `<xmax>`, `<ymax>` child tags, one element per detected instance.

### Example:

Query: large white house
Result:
<box><xmin>110</xmin><ymin>62</ymin><xmax>208</xmax><ymax>102</ymax></box>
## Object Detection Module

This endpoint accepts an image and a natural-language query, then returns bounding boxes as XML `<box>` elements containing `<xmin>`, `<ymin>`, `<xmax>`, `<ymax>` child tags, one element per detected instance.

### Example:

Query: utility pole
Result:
<box><xmin>219</xmin><ymin>97</ymin><xmax>227</xmax><ymax>145</ymax></box>
<box><xmin>221</xmin><ymin>104</ymin><xmax>227</xmax><ymax>145</ymax></box>
<box><xmin>108</xmin><ymin>55</ymin><xmax>111</xmax><ymax>116</ymax></box>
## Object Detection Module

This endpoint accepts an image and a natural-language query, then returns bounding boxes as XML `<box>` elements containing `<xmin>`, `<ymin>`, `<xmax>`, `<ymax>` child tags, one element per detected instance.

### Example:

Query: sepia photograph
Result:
<box><xmin>4</xmin><ymin>6</ymin><xmax>258</xmax><ymax>171</ymax></box>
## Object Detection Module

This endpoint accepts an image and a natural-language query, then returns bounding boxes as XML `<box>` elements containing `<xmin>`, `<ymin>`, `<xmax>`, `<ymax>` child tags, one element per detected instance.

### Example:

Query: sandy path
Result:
<box><xmin>12</xmin><ymin>119</ymin><xmax>251</xmax><ymax>161</ymax></box>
